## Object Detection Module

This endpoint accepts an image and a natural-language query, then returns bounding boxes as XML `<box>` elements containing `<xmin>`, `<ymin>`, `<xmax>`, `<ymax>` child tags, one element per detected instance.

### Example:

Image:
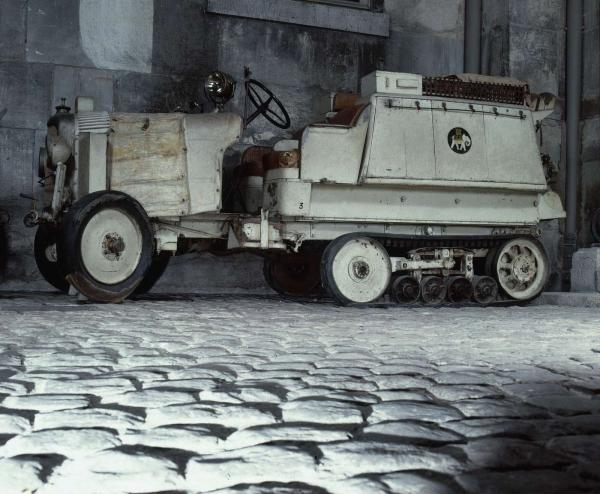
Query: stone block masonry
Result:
<box><xmin>571</xmin><ymin>246</ymin><xmax>600</xmax><ymax>292</ymax></box>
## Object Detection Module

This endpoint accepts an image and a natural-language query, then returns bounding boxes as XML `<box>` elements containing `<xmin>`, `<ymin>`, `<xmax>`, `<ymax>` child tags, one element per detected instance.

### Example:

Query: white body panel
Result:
<box><xmin>300</xmin><ymin>106</ymin><xmax>370</xmax><ymax>184</ymax></box>
<box><xmin>99</xmin><ymin>112</ymin><xmax>241</xmax><ymax>217</ymax></box>
<box><xmin>77</xmin><ymin>132</ymin><xmax>107</xmax><ymax>197</ymax></box>
<box><xmin>361</xmin><ymin>71</ymin><xmax>422</xmax><ymax>98</ymax></box>
<box><xmin>365</xmin><ymin>98</ymin><xmax>435</xmax><ymax>179</ymax></box>
<box><xmin>184</xmin><ymin>113</ymin><xmax>242</xmax><ymax>213</ymax></box>
<box><xmin>482</xmin><ymin>104</ymin><xmax>545</xmax><ymax>185</ymax></box>
<box><xmin>361</xmin><ymin>95</ymin><xmax>547</xmax><ymax>187</ymax></box>
<box><xmin>264</xmin><ymin>171</ymin><xmax>549</xmax><ymax>226</ymax></box>
<box><xmin>431</xmin><ymin>101</ymin><xmax>487</xmax><ymax>181</ymax></box>
<box><xmin>307</xmin><ymin>184</ymin><xmax>539</xmax><ymax>225</ymax></box>
<box><xmin>260</xmin><ymin>91</ymin><xmax>564</xmax><ymax>231</ymax></box>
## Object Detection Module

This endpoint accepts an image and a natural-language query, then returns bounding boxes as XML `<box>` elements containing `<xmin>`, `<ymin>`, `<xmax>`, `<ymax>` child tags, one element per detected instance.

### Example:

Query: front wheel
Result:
<box><xmin>34</xmin><ymin>224</ymin><xmax>69</xmax><ymax>292</ymax></box>
<box><xmin>58</xmin><ymin>191</ymin><xmax>154</xmax><ymax>303</ymax></box>
<box><xmin>321</xmin><ymin>235</ymin><xmax>391</xmax><ymax>305</ymax></box>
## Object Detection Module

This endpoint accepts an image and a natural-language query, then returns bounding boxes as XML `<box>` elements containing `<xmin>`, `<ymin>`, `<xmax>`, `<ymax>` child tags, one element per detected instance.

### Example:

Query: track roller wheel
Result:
<box><xmin>420</xmin><ymin>276</ymin><xmax>446</xmax><ymax>305</ymax></box>
<box><xmin>445</xmin><ymin>276</ymin><xmax>473</xmax><ymax>303</ymax></box>
<box><xmin>321</xmin><ymin>234</ymin><xmax>391</xmax><ymax>305</ymax></box>
<box><xmin>472</xmin><ymin>275</ymin><xmax>499</xmax><ymax>305</ymax></box>
<box><xmin>389</xmin><ymin>275</ymin><xmax>420</xmax><ymax>304</ymax></box>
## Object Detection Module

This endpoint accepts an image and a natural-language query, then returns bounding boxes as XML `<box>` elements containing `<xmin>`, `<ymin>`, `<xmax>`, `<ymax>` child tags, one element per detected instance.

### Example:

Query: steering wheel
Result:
<box><xmin>245</xmin><ymin>79</ymin><xmax>291</xmax><ymax>129</ymax></box>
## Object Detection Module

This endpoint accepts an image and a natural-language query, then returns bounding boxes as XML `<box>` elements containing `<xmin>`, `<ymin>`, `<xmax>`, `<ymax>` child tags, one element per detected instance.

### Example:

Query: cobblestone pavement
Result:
<box><xmin>0</xmin><ymin>292</ymin><xmax>599</xmax><ymax>494</ymax></box>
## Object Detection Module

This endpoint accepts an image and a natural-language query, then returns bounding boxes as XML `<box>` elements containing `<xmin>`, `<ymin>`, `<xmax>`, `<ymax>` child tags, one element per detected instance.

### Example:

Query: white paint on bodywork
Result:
<box><xmin>307</xmin><ymin>183</ymin><xmax>541</xmax><ymax>225</ymax></box>
<box><xmin>365</xmin><ymin>98</ymin><xmax>435</xmax><ymax>179</ymax></box>
<box><xmin>183</xmin><ymin>113</ymin><xmax>242</xmax><ymax>214</ymax></box>
<box><xmin>79</xmin><ymin>0</ymin><xmax>153</xmax><ymax>73</ymax></box>
<box><xmin>77</xmin><ymin>133</ymin><xmax>107</xmax><ymax>197</ymax></box>
<box><xmin>538</xmin><ymin>190</ymin><xmax>566</xmax><ymax>220</ymax></box>
<box><xmin>483</xmin><ymin>105</ymin><xmax>547</xmax><ymax>185</ymax></box>
<box><xmin>301</xmin><ymin>107</ymin><xmax>370</xmax><ymax>184</ymax></box>
<box><xmin>362</xmin><ymin>95</ymin><xmax>548</xmax><ymax>187</ymax></box>
<box><xmin>361</xmin><ymin>71</ymin><xmax>423</xmax><ymax>98</ymax></box>
<box><xmin>263</xmin><ymin>175</ymin><xmax>310</xmax><ymax>217</ymax></box>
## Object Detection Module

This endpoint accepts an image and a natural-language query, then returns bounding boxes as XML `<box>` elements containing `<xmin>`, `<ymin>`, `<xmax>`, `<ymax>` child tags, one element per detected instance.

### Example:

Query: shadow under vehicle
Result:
<box><xmin>25</xmin><ymin>70</ymin><xmax>565</xmax><ymax>305</ymax></box>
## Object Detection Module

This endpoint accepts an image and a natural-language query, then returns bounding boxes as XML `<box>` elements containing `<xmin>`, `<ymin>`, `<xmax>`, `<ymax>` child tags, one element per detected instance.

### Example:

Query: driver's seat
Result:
<box><xmin>326</xmin><ymin>104</ymin><xmax>370</xmax><ymax>127</ymax></box>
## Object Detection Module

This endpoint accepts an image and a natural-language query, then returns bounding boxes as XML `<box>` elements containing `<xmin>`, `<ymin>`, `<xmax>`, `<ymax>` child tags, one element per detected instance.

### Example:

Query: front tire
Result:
<box><xmin>58</xmin><ymin>191</ymin><xmax>154</xmax><ymax>303</ymax></box>
<box><xmin>34</xmin><ymin>224</ymin><xmax>69</xmax><ymax>293</ymax></box>
<box><xmin>321</xmin><ymin>235</ymin><xmax>391</xmax><ymax>305</ymax></box>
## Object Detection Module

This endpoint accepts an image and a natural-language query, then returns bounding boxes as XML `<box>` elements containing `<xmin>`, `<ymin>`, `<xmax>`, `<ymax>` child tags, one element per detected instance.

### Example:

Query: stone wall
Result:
<box><xmin>384</xmin><ymin>0</ymin><xmax>464</xmax><ymax>75</ymax></box>
<box><xmin>0</xmin><ymin>0</ymin><xmax>385</xmax><ymax>291</ymax></box>
<box><xmin>0</xmin><ymin>0</ymin><xmax>594</xmax><ymax>293</ymax></box>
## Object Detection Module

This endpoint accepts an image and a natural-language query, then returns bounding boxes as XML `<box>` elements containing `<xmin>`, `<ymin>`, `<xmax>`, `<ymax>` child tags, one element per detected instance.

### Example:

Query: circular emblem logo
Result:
<box><xmin>448</xmin><ymin>127</ymin><xmax>472</xmax><ymax>154</ymax></box>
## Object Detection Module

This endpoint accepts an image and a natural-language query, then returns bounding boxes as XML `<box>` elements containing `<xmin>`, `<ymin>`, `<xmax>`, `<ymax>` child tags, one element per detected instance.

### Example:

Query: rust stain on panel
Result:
<box><xmin>107</xmin><ymin>112</ymin><xmax>190</xmax><ymax>216</ymax></box>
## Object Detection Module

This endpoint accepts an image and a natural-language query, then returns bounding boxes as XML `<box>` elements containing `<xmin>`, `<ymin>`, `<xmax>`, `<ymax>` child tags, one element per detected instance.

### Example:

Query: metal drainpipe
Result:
<box><xmin>564</xmin><ymin>0</ymin><xmax>583</xmax><ymax>282</ymax></box>
<box><xmin>464</xmin><ymin>0</ymin><xmax>482</xmax><ymax>73</ymax></box>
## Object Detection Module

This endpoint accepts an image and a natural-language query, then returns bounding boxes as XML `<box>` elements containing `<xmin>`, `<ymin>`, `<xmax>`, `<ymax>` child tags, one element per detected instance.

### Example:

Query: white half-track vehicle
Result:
<box><xmin>27</xmin><ymin>70</ymin><xmax>565</xmax><ymax>304</ymax></box>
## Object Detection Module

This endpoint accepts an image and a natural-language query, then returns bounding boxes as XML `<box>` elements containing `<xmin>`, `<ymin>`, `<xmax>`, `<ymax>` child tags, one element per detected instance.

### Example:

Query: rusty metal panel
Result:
<box><xmin>423</xmin><ymin>76</ymin><xmax>528</xmax><ymax>105</ymax></box>
<box><xmin>108</xmin><ymin>113</ymin><xmax>189</xmax><ymax>217</ymax></box>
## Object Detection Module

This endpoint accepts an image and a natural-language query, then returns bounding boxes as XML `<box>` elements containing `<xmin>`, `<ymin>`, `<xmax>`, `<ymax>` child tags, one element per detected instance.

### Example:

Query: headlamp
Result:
<box><xmin>204</xmin><ymin>71</ymin><xmax>236</xmax><ymax>109</ymax></box>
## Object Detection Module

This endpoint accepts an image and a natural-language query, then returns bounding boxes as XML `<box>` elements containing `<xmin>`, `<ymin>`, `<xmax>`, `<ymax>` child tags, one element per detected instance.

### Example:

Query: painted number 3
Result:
<box><xmin>299</xmin><ymin>202</ymin><xmax>304</xmax><ymax>210</ymax></box>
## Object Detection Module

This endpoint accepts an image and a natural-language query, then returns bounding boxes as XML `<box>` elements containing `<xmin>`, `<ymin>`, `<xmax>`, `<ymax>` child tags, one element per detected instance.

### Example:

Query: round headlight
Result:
<box><xmin>204</xmin><ymin>71</ymin><xmax>236</xmax><ymax>108</ymax></box>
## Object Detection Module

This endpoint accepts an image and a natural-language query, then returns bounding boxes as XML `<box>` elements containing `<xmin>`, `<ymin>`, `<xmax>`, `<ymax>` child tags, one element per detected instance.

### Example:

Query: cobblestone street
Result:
<box><xmin>0</xmin><ymin>292</ymin><xmax>599</xmax><ymax>493</ymax></box>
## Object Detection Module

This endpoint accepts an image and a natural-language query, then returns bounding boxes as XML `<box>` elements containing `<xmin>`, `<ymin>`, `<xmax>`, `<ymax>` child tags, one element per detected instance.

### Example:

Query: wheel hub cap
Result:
<box><xmin>45</xmin><ymin>244</ymin><xmax>58</xmax><ymax>263</ymax></box>
<box><xmin>80</xmin><ymin>208</ymin><xmax>143</xmax><ymax>285</ymax></box>
<box><xmin>495</xmin><ymin>239</ymin><xmax>546</xmax><ymax>301</ymax></box>
<box><xmin>350</xmin><ymin>259</ymin><xmax>370</xmax><ymax>281</ymax></box>
<box><xmin>330</xmin><ymin>238</ymin><xmax>391</xmax><ymax>304</ymax></box>
<box><xmin>512</xmin><ymin>255</ymin><xmax>535</xmax><ymax>283</ymax></box>
<box><xmin>102</xmin><ymin>232</ymin><xmax>126</xmax><ymax>261</ymax></box>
